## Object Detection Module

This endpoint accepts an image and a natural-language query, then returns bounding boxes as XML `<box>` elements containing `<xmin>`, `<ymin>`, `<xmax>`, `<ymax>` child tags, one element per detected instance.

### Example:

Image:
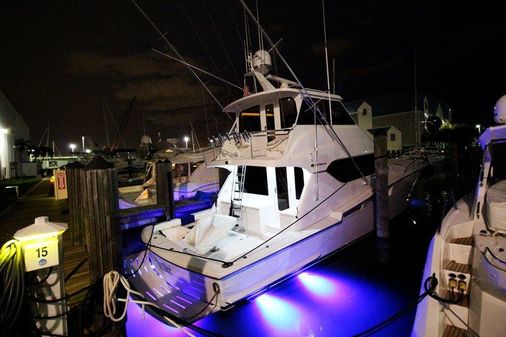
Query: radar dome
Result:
<box><xmin>252</xmin><ymin>50</ymin><xmax>272</xmax><ymax>75</ymax></box>
<box><xmin>494</xmin><ymin>95</ymin><xmax>506</xmax><ymax>124</ymax></box>
<box><xmin>140</xmin><ymin>135</ymin><xmax>152</xmax><ymax>145</ymax></box>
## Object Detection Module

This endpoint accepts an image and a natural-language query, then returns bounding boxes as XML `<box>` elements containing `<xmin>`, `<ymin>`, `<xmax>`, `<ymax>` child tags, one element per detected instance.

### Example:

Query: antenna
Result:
<box><xmin>255</xmin><ymin>0</ymin><xmax>263</xmax><ymax>53</ymax></box>
<box><xmin>102</xmin><ymin>96</ymin><xmax>110</xmax><ymax>148</ymax></box>
<box><xmin>332</xmin><ymin>57</ymin><xmax>336</xmax><ymax>94</ymax></box>
<box><xmin>322</xmin><ymin>0</ymin><xmax>332</xmax><ymax>124</ymax></box>
<box><xmin>151</xmin><ymin>49</ymin><xmax>242</xmax><ymax>91</ymax></box>
<box><xmin>130</xmin><ymin>0</ymin><xmax>229</xmax><ymax>117</ymax></box>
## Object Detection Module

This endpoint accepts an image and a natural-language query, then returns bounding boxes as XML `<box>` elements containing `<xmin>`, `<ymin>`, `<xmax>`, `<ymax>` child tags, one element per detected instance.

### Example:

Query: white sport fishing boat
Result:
<box><xmin>125</xmin><ymin>50</ymin><xmax>427</xmax><ymax>322</ymax></box>
<box><xmin>412</xmin><ymin>96</ymin><xmax>506</xmax><ymax>337</ymax></box>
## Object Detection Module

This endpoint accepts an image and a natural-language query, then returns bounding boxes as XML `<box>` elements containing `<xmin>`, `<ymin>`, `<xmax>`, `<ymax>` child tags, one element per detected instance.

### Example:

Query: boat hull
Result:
<box><xmin>128</xmin><ymin>199</ymin><xmax>374</xmax><ymax>321</ymax></box>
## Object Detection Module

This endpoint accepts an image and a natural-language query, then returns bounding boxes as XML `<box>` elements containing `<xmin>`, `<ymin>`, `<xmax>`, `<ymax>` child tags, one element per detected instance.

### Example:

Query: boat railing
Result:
<box><xmin>482</xmin><ymin>247</ymin><xmax>506</xmax><ymax>273</ymax></box>
<box><xmin>205</xmin><ymin>129</ymin><xmax>291</xmax><ymax>162</ymax></box>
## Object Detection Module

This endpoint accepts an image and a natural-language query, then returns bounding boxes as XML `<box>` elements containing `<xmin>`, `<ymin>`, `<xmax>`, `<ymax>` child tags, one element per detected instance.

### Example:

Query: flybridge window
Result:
<box><xmin>298</xmin><ymin>99</ymin><xmax>355</xmax><ymax>125</ymax></box>
<box><xmin>326</xmin><ymin>154</ymin><xmax>375</xmax><ymax>182</ymax></box>
<box><xmin>244</xmin><ymin>166</ymin><xmax>268</xmax><ymax>195</ymax></box>
<box><xmin>280</xmin><ymin>97</ymin><xmax>297</xmax><ymax>128</ymax></box>
<box><xmin>239</xmin><ymin>105</ymin><xmax>261</xmax><ymax>132</ymax></box>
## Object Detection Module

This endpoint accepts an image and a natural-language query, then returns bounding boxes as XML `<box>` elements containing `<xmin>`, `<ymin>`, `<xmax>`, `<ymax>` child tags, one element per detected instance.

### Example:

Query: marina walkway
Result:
<box><xmin>0</xmin><ymin>178</ymin><xmax>90</xmax><ymax>303</ymax></box>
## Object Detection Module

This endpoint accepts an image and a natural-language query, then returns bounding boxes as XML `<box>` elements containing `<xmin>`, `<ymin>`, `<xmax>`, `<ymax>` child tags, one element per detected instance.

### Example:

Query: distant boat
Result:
<box><xmin>125</xmin><ymin>50</ymin><xmax>428</xmax><ymax>322</ymax></box>
<box><xmin>400</xmin><ymin>147</ymin><xmax>448</xmax><ymax>168</ymax></box>
<box><xmin>412</xmin><ymin>96</ymin><xmax>506</xmax><ymax>337</ymax></box>
<box><xmin>118</xmin><ymin>147</ymin><xmax>219</xmax><ymax>211</ymax></box>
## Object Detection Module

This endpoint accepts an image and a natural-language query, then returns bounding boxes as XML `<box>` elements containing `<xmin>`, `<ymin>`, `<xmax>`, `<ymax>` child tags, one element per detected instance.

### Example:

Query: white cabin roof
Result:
<box><xmin>223</xmin><ymin>88</ymin><xmax>343</xmax><ymax>114</ymax></box>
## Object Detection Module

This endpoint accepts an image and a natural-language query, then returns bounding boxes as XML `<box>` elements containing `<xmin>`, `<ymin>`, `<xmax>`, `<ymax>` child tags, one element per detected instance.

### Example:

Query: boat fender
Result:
<box><xmin>213</xmin><ymin>282</ymin><xmax>221</xmax><ymax>295</ymax></box>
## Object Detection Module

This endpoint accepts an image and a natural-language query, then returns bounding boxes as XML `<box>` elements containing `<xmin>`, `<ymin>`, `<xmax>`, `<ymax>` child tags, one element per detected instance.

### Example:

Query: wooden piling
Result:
<box><xmin>369</xmin><ymin>127</ymin><xmax>390</xmax><ymax>238</ymax></box>
<box><xmin>369</xmin><ymin>127</ymin><xmax>390</xmax><ymax>263</ymax></box>
<box><xmin>81</xmin><ymin>156</ymin><xmax>122</xmax><ymax>284</ymax></box>
<box><xmin>155</xmin><ymin>160</ymin><xmax>174</xmax><ymax>219</ymax></box>
<box><xmin>66</xmin><ymin>161</ymin><xmax>85</xmax><ymax>247</ymax></box>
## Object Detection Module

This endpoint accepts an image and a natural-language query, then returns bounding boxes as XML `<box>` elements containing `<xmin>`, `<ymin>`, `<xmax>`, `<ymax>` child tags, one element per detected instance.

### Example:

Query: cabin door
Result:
<box><xmin>275</xmin><ymin>167</ymin><xmax>289</xmax><ymax>211</ymax></box>
<box><xmin>265</xmin><ymin>104</ymin><xmax>276</xmax><ymax>141</ymax></box>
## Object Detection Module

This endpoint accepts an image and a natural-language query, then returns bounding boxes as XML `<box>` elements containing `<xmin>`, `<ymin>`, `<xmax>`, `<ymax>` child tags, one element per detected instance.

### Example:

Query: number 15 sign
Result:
<box><xmin>23</xmin><ymin>238</ymin><xmax>60</xmax><ymax>271</ymax></box>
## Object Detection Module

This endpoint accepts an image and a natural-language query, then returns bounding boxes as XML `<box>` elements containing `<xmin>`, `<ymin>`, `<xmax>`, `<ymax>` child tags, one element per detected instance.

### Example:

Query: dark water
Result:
<box><xmin>126</xmin><ymin>160</ymin><xmax>476</xmax><ymax>337</ymax></box>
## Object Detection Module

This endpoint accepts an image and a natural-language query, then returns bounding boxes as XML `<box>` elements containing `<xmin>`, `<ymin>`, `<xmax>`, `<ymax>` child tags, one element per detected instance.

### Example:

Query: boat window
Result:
<box><xmin>330</xmin><ymin>102</ymin><xmax>355</xmax><ymax>125</ymax></box>
<box><xmin>298</xmin><ymin>99</ymin><xmax>319</xmax><ymax>125</ymax></box>
<box><xmin>244</xmin><ymin>166</ymin><xmax>268</xmax><ymax>196</ymax></box>
<box><xmin>218</xmin><ymin>167</ymin><xmax>230</xmax><ymax>188</ymax></box>
<box><xmin>298</xmin><ymin>99</ymin><xmax>354</xmax><ymax>125</ymax></box>
<box><xmin>276</xmin><ymin>167</ymin><xmax>289</xmax><ymax>210</ymax></box>
<box><xmin>326</xmin><ymin>154</ymin><xmax>375</xmax><ymax>182</ymax></box>
<box><xmin>294</xmin><ymin>167</ymin><xmax>304</xmax><ymax>199</ymax></box>
<box><xmin>239</xmin><ymin>105</ymin><xmax>261</xmax><ymax>132</ymax></box>
<box><xmin>280</xmin><ymin>97</ymin><xmax>297</xmax><ymax>128</ymax></box>
<box><xmin>490</xmin><ymin>142</ymin><xmax>506</xmax><ymax>183</ymax></box>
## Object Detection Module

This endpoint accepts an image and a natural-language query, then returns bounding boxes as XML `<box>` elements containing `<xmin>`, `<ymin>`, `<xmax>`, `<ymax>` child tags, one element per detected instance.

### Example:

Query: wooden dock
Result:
<box><xmin>0</xmin><ymin>178</ymin><xmax>90</xmax><ymax>305</ymax></box>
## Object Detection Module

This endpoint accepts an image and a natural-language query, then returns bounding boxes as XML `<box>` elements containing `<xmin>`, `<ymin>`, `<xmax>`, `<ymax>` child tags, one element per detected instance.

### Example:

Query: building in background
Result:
<box><xmin>0</xmin><ymin>89</ymin><xmax>30</xmax><ymax>179</ymax></box>
<box><xmin>345</xmin><ymin>92</ymin><xmax>451</xmax><ymax>151</ymax></box>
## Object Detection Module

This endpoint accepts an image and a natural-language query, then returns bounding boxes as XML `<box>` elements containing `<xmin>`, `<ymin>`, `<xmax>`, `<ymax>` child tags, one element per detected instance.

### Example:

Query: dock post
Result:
<box><xmin>81</xmin><ymin>156</ymin><xmax>122</xmax><ymax>283</ymax></box>
<box><xmin>66</xmin><ymin>161</ymin><xmax>85</xmax><ymax>246</ymax></box>
<box><xmin>369</xmin><ymin>127</ymin><xmax>390</xmax><ymax>263</ymax></box>
<box><xmin>80</xmin><ymin>156</ymin><xmax>126</xmax><ymax>334</ymax></box>
<box><xmin>155</xmin><ymin>159</ymin><xmax>174</xmax><ymax>219</ymax></box>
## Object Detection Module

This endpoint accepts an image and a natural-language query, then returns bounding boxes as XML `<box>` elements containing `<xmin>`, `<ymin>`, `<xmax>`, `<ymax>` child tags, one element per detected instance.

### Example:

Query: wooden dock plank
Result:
<box><xmin>0</xmin><ymin>178</ymin><xmax>90</xmax><ymax>307</ymax></box>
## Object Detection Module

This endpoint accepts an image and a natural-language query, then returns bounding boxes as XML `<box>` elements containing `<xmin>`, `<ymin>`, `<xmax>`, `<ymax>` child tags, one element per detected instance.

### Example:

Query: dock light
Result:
<box><xmin>85</xmin><ymin>148</ymin><xmax>92</xmax><ymax>154</ymax></box>
<box><xmin>69</xmin><ymin>143</ymin><xmax>76</xmax><ymax>153</ymax></box>
<box><xmin>1</xmin><ymin>128</ymin><xmax>9</xmax><ymax>134</ymax></box>
<box><xmin>13</xmin><ymin>216</ymin><xmax>67</xmax><ymax>272</ymax></box>
<box><xmin>183</xmin><ymin>136</ymin><xmax>190</xmax><ymax>148</ymax></box>
<box><xmin>475</xmin><ymin>124</ymin><xmax>482</xmax><ymax>134</ymax></box>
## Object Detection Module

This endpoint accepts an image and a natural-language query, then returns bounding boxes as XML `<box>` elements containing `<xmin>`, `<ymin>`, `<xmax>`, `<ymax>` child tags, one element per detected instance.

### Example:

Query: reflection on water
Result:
<box><xmin>126</xmin><ymin>262</ymin><xmax>412</xmax><ymax>337</ymax></box>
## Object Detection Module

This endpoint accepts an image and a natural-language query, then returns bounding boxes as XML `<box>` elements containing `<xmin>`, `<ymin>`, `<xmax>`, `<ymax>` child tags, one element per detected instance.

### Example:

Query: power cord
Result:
<box><xmin>0</xmin><ymin>239</ymin><xmax>24</xmax><ymax>331</ymax></box>
<box><xmin>103</xmin><ymin>270</ymin><xmax>196</xmax><ymax>337</ymax></box>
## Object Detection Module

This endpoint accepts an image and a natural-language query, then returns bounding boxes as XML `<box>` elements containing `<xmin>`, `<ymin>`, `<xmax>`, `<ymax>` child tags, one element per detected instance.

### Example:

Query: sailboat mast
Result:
<box><xmin>414</xmin><ymin>50</ymin><xmax>420</xmax><ymax>147</ymax></box>
<box><xmin>102</xmin><ymin>97</ymin><xmax>110</xmax><ymax>148</ymax></box>
<box><xmin>46</xmin><ymin>123</ymin><xmax>50</xmax><ymax>147</ymax></box>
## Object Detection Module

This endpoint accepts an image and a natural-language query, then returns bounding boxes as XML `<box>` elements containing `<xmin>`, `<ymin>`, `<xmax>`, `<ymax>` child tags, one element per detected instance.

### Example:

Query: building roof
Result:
<box><xmin>344</xmin><ymin>92</ymin><xmax>451</xmax><ymax>118</ymax></box>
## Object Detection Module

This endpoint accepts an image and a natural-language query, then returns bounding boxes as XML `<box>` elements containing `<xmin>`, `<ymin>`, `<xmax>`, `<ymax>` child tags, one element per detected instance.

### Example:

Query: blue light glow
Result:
<box><xmin>126</xmin><ymin>297</ymin><xmax>188</xmax><ymax>336</ymax></box>
<box><xmin>298</xmin><ymin>272</ymin><xmax>338</xmax><ymax>297</ymax></box>
<box><xmin>254</xmin><ymin>293</ymin><xmax>301</xmax><ymax>333</ymax></box>
<box><xmin>409</xmin><ymin>198</ymin><xmax>424</xmax><ymax>208</ymax></box>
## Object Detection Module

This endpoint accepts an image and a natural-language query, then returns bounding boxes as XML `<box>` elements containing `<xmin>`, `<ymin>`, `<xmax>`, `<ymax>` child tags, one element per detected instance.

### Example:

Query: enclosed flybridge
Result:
<box><xmin>126</xmin><ymin>51</ymin><xmax>427</xmax><ymax>322</ymax></box>
<box><xmin>412</xmin><ymin>96</ymin><xmax>506</xmax><ymax>337</ymax></box>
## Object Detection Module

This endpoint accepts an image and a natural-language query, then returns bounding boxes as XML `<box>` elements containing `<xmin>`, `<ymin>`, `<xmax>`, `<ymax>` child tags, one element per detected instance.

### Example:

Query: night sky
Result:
<box><xmin>1</xmin><ymin>1</ymin><xmax>504</xmax><ymax>151</ymax></box>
